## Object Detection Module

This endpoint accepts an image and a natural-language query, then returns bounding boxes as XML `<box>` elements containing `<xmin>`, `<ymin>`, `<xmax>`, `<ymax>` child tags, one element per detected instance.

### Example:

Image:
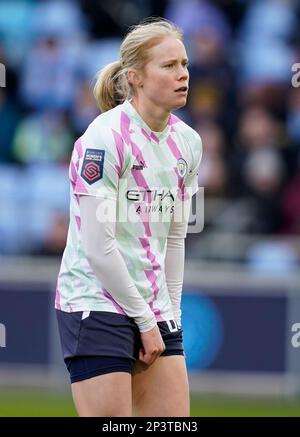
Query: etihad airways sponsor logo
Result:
<box><xmin>126</xmin><ymin>189</ymin><xmax>175</xmax><ymax>202</ymax></box>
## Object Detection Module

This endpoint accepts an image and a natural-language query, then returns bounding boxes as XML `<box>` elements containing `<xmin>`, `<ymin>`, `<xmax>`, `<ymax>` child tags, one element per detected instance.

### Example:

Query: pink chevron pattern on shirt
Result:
<box><xmin>55</xmin><ymin>99</ymin><xmax>202</xmax><ymax>322</ymax></box>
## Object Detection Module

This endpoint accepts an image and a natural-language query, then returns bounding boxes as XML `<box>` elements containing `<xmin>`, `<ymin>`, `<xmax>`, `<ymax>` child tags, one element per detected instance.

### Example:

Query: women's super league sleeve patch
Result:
<box><xmin>81</xmin><ymin>148</ymin><xmax>105</xmax><ymax>185</ymax></box>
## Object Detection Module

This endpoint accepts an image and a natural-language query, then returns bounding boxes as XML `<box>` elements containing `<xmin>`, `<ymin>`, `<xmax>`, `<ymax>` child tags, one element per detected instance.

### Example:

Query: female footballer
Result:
<box><xmin>55</xmin><ymin>18</ymin><xmax>202</xmax><ymax>417</ymax></box>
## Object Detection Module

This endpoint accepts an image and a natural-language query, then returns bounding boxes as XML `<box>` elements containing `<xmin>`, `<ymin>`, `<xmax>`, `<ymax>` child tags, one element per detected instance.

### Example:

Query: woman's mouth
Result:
<box><xmin>174</xmin><ymin>86</ymin><xmax>188</xmax><ymax>94</ymax></box>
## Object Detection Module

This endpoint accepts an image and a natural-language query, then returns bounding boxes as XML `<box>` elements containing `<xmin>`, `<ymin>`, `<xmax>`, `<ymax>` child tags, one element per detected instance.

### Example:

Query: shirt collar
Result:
<box><xmin>122</xmin><ymin>99</ymin><xmax>172</xmax><ymax>143</ymax></box>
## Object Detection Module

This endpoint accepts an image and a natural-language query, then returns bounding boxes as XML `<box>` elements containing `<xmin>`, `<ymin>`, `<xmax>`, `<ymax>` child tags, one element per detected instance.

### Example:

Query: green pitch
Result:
<box><xmin>0</xmin><ymin>389</ymin><xmax>300</xmax><ymax>416</ymax></box>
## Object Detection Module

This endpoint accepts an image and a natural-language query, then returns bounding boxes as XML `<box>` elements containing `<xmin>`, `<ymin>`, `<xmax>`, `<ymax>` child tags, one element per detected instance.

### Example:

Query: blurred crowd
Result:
<box><xmin>1</xmin><ymin>0</ymin><xmax>300</xmax><ymax>269</ymax></box>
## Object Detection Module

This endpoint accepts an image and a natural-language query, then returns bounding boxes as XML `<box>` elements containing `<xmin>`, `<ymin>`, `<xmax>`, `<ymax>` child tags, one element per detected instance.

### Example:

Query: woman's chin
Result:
<box><xmin>172</xmin><ymin>97</ymin><xmax>188</xmax><ymax>110</ymax></box>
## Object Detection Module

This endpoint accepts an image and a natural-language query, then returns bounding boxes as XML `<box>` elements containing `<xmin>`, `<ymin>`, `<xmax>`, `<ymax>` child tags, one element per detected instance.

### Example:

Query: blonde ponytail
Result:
<box><xmin>93</xmin><ymin>61</ymin><xmax>130</xmax><ymax>112</ymax></box>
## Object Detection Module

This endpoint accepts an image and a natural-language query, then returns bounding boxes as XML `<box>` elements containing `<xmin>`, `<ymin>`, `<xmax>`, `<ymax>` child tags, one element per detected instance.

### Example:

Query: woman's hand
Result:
<box><xmin>139</xmin><ymin>325</ymin><xmax>166</xmax><ymax>366</ymax></box>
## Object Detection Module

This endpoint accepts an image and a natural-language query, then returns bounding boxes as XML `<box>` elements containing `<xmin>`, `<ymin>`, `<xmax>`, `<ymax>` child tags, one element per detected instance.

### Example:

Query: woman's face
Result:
<box><xmin>138</xmin><ymin>36</ymin><xmax>189</xmax><ymax>112</ymax></box>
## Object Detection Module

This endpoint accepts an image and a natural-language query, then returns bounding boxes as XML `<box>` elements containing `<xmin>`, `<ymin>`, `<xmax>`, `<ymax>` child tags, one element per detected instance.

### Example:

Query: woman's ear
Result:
<box><xmin>127</xmin><ymin>69</ymin><xmax>143</xmax><ymax>88</ymax></box>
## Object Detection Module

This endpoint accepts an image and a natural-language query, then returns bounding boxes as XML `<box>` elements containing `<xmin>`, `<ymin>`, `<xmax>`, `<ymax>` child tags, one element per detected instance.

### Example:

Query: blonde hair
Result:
<box><xmin>93</xmin><ymin>18</ymin><xmax>183</xmax><ymax>112</ymax></box>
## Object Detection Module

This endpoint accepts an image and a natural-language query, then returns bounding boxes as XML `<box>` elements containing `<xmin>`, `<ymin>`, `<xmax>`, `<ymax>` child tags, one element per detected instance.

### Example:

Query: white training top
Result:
<box><xmin>55</xmin><ymin>100</ymin><xmax>202</xmax><ymax>322</ymax></box>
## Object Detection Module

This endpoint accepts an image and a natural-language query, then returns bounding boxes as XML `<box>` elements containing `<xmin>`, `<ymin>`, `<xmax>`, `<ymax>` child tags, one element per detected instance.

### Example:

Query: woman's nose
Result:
<box><xmin>178</xmin><ymin>65</ymin><xmax>188</xmax><ymax>79</ymax></box>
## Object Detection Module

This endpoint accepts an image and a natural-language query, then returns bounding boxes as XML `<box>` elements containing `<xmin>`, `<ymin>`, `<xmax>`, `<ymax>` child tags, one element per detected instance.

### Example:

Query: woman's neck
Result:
<box><xmin>130</xmin><ymin>98</ymin><xmax>170</xmax><ymax>132</ymax></box>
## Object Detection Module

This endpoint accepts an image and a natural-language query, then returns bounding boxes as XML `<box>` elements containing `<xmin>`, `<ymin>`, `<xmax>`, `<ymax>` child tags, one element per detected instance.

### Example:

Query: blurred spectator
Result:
<box><xmin>230</xmin><ymin>105</ymin><xmax>287</xmax><ymax>196</ymax></box>
<box><xmin>1</xmin><ymin>30</ymin><xmax>20</xmax><ymax>164</ymax></box>
<box><xmin>12</xmin><ymin>110</ymin><xmax>74</xmax><ymax>165</ymax></box>
<box><xmin>166</xmin><ymin>0</ymin><xmax>231</xmax><ymax>45</ymax></box>
<box><xmin>31</xmin><ymin>0</ymin><xmax>87</xmax><ymax>40</ymax></box>
<box><xmin>77</xmin><ymin>38</ymin><xmax>122</xmax><ymax>84</ymax></box>
<box><xmin>243</xmin><ymin>148</ymin><xmax>284</xmax><ymax>196</ymax></box>
<box><xmin>236</xmin><ymin>0</ymin><xmax>298</xmax><ymax>117</ymax></box>
<box><xmin>70</xmin><ymin>80</ymin><xmax>99</xmax><ymax>136</ymax></box>
<box><xmin>210</xmin><ymin>0</ymin><xmax>248</xmax><ymax>33</ymax></box>
<box><xmin>31</xmin><ymin>212</ymin><xmax>69</xmax><ymax>257</ymax></box>
<box><xmin>238</xmin><ymin>0</ymin><xmax>297</xmax><ymax>85</ymax></box>
<box><xmin>281</xmin><ymin>169</ymin><xmax>300</xmax><ymax>234</ymax></box>
<box><xmin>220</xmin><ymin>105</ymin><xmax>287</xmax><ymax>234</ymax></box>
<box><xmin>287</xmin><ymin>87</ymin><xmax>300</xmax><ymax>148</ymax></box>
<box><xmin>188</xmin><ymin>81</ymin><xmax>225</xmax><ymax>125</ymax></box>
<box><xmin>78</xmin><ymin>0</ymin><xmax>158</xmax><ymax>37</ymax></box>
<box><xmin>196</xmin><ymin>121</ymin><xmax>228</xmax><ymax>196</ymax></box>
<box><xmin>0</xmin><ymin>0</ymin><xmax>35</xmax><ymax>66</ymax></box>
<box><xmin>19</xmin><ymin>36</ymin><xmax>78</xmax><ymax>111</ymax></box>
<box><xmin>241</xmin><ymin>148</ymin><xmax>284</xmax><ymax>234</ymax></box>
<box><xmin>0</xmin><ymin>88</ymin><xmax>20</xmax><ymax>163</ymax></box>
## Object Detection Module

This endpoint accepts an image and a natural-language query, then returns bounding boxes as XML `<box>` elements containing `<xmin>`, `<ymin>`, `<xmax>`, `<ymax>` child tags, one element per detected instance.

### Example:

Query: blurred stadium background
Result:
<box><xmin>1</xmin><ymin>0</ymin><xmax>300</xmax><ymax>416</ymax></box>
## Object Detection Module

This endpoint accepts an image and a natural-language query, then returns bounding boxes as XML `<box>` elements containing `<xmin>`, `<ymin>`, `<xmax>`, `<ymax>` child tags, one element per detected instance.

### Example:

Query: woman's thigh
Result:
<box><xmin>71</xmin><ymin>371</ymin><xmax>132</xmax><ymax>417</ymax></box>
<box><xmin>132</xmin><ymin>355</ymin><xmax>190</xmax><ymax>417</ymax></box>
<box><xmin>56</xmin><ymin>310</ymin><xmax>138</xmax><ymax>416</ymax></box>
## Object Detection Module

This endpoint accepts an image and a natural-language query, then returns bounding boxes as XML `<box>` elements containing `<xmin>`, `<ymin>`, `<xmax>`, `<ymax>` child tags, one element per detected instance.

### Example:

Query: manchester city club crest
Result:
<box><xmin>177</xmin><ymin>158</ymin><xmax>188</xmax><ymax>177</ymax></box>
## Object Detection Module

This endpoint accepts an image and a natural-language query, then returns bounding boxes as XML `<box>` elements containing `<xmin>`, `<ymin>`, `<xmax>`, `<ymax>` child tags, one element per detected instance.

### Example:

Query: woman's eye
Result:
<box><xmin>165</xmin><ymin>64</ymin><xmax>174</xmax><ymax>68</ymax></box>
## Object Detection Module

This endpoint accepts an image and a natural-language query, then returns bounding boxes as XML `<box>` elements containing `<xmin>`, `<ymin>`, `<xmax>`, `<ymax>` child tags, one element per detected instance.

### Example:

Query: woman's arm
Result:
<box><xmin>165</xmin><ymin>196</ymin><xmax>191</xmax><ymax>328</ymax></box>
<box><xmin>80</xmin><ymin>194</ymin><xmax>156</xmax><ymax>333</ymax></box>
<box><xmin>80</xmin><ymin>194</ymin><xmax>166</xmax><ymax>364</ymax></box>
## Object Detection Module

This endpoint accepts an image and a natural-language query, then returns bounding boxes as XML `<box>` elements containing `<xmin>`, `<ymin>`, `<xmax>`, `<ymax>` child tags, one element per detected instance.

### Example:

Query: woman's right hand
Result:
<box><xmin>139</xmin><ymin>325</ymin><xmax>166</xmax><ymax>366</ymax></box>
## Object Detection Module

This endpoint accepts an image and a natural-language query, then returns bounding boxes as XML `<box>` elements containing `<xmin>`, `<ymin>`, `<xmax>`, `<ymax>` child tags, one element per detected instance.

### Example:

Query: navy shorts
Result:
<box><xmin>56</xmin><ymin>310</ymin><xmax>184</xmax><ymax>384</ymax></box>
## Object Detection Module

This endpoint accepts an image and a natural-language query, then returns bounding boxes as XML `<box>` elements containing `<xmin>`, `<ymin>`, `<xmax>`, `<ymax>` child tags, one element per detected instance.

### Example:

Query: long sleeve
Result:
<box><xmin>79</xmin><ymin>195</ymin><xmax>157</xmax><ymax>333</ymax></box>
<box><xmin>164</xmin><ymin>196</ymin><xmax>191</xmax><ymax>328</ymax></box>
<box><xmin>165</xmin><ymin>237</ymin><xmax>185</xmax><ymax>328</ymax></box>
<box><xmin>165</xmin><ymin>131</ymin><xmax>203</xmax><ymax>326</ymax></box>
